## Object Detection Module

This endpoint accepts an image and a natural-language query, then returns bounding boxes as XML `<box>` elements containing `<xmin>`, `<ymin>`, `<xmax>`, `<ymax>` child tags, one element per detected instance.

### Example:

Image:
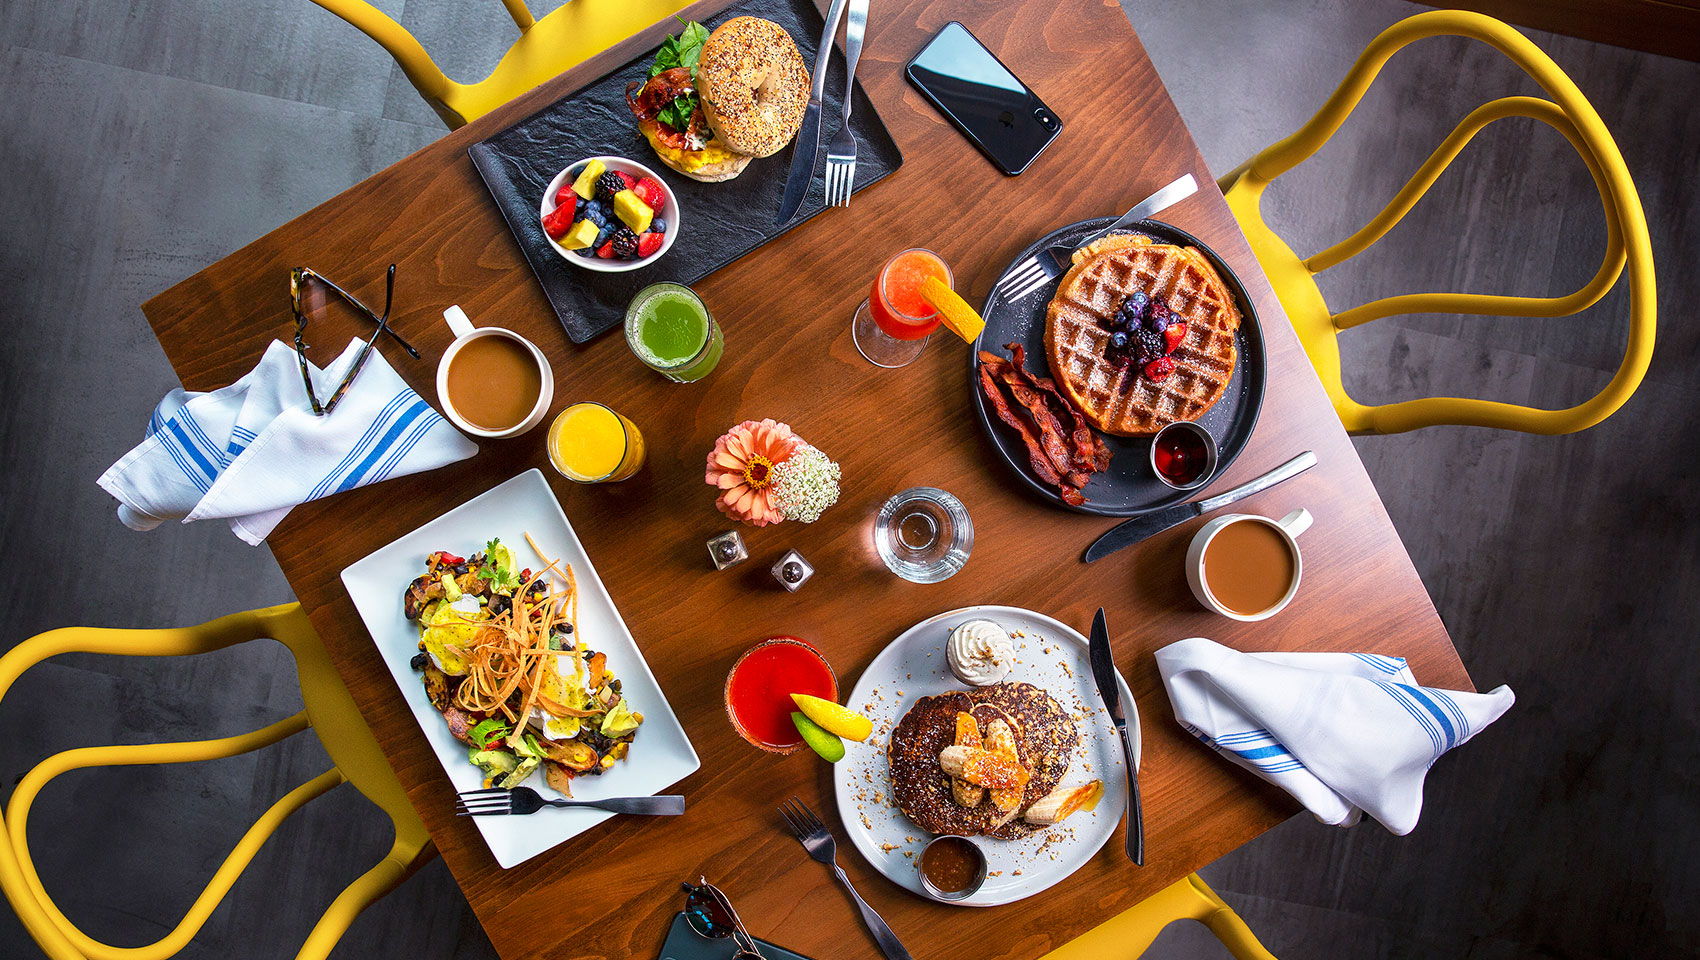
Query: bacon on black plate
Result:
<box><xmin>977</xmin><ymin>348</ymin><xmax>1110</xmax><ymax>505</ymax></box>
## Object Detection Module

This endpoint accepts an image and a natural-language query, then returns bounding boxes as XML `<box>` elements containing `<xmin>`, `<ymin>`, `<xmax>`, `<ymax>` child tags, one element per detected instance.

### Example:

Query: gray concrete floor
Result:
<box><xmin>1</xmin><ymin>0</ymin><xmax>1695</xmax><ymax>958</ymax></box>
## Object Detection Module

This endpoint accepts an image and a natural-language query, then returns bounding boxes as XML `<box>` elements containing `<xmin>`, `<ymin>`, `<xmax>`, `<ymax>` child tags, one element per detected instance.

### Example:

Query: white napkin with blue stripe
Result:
<box><xmin>1155</xmin><ymin>637</ymin><xmax>1514</xmax><ymax>835</ymax></box>
<box><xmin>98</xmin><ymin>339</ymin><xmax>476</xmax><ymax>544</ymax></box>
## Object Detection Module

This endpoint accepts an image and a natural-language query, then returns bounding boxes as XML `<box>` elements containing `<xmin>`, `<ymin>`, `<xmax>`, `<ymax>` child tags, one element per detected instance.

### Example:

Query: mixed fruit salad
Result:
<box><xmin>542</xmin><ymin>158</ymin><xmax>670</xmax><ymax>262</ymax></box>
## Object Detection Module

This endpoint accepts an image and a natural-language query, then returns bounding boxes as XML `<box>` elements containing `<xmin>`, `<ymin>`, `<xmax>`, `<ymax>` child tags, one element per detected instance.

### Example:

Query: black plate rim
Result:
<box><xmin>968</xmin><ymin>217</ymin><xmax>1267</xmax><ymax>517</ymax></box>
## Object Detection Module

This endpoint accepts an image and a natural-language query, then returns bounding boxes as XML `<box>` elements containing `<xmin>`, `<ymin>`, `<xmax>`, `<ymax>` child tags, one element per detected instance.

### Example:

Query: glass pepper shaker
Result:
<box><xmin>772</xmin><ymin>549</ymin><xmax>814</xmax><ymax>592</ymax></box>
<box><xmin>707</xmin><ymin>531</ymin><xmax>748</xmax><ymax>570</ymax></box>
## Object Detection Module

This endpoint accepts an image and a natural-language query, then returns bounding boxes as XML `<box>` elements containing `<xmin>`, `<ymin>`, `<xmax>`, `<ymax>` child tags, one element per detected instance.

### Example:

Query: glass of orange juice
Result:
<box><xmin>547</xmin><ymin>401</ymin><xmax>646</xmax><ymax>483</ymax></box>
<box><xmin>851</xmin><ymin>248</ymin><xmax>954</xmax><ymax>368</ymax></box>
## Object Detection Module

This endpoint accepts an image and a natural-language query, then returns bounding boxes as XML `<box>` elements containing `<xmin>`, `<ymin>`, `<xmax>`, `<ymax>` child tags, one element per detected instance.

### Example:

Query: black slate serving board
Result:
<box><xmin>468</xmin><ymin>0</ymin><xmax>904</xmax><ymax>343</ymax></box>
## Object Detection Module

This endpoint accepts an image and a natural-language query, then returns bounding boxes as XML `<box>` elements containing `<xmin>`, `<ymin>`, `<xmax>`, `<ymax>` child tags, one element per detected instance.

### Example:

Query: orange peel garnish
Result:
<box><xmin>920</xmin><ymin>276</ymin><xmax>985</xmax><ymax>343</ymax></box>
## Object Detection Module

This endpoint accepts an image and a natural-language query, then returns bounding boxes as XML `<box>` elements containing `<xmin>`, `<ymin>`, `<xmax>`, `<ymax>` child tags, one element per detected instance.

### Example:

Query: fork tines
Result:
<box><xmin>778</xmin><ymin>796</ymin><xmax>824</xmax><ymax>839</ymax></box>
<box><xmin>996</xmin><ymin>256</ymin><xmax>1055</xmax><ymax>303</ymax></box>
<box><xmin>455</xmin><ymin>788</ymin><xmax>512</xmax><ymax>817</ymax></box>
<box><xmin>825</xmin><ymin>158</ymin><xmax>856</xmax><ymax>208</ymax></box>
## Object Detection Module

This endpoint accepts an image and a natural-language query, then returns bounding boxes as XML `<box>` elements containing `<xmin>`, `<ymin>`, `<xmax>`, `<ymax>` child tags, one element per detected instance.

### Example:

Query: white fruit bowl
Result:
<box><xmin>539</xmin><ymin>155</ymin><xmax>680</xmax><ymax>273</ymax></box>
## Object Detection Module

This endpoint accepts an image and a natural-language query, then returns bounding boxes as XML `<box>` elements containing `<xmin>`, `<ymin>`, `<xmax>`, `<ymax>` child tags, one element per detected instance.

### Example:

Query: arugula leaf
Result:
<box><xmin>469</xmin><ymin>718</ymin><xmax>510</xmax><ymax>749</ymax></box>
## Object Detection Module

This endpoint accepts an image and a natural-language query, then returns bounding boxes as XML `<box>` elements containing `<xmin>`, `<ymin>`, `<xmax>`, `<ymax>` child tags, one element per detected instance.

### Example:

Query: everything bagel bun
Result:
<box><xmin>695</xmin><ymin>17</ymin><xmax>809</xmax><ymax>158</ymax></box>
<box><xmin>637</xmin><ymin>120</ymin><xmax>753</xmax><ymax>182</ymax></box>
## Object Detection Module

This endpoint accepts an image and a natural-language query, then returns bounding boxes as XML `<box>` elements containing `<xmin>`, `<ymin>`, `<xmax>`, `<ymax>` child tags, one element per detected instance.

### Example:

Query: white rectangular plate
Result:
<box><xmin>341</xmin><ymin>468</ymin><xmax>699</xmax><ymax>869</ymax></box>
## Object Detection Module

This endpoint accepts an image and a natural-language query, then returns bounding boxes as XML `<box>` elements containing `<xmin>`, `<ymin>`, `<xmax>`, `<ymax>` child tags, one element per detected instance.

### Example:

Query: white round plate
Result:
<box><xmin>834</xmin><ymin>605</ymin><xmax>1139</xmax><ymax>907</ymax></box>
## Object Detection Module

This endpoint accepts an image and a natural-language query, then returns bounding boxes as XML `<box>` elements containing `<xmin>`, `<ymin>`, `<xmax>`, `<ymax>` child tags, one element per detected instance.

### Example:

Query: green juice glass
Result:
<box><xmin>625</xmin><ymin>282</ymin><xmax>724</xmax><ymax>382</ymax></box>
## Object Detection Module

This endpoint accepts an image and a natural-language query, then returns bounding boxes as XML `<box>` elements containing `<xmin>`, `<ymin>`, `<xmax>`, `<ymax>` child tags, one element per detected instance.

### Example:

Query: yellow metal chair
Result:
<box><xmin>1041</xmin><ymin>872</ymin><xmax>1277</xmax><ymax>959</ymax></box>
<box><xmin>309</xmin><ymin>0</ymin><xmax>700</xmax><ymax>128</ymax></box>
<box><xmin>0</xmin><ymin>604</ymin><xmax>435</xmax><ymax>960</ymax></box>
<box><xmin>1219</xmin><ymin>10</ymin><xmax>1655</xmax><ymax>434</ymax></box>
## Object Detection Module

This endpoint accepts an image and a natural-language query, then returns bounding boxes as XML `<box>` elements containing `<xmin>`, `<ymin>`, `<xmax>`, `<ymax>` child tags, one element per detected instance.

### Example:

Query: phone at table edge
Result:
<box><xmin>905</xmin><ymin>20</ymin><xmax>1063</xmax><ymax>176</ymax></box>
<box><xmin>657</xmin><ymin>912</ymin><xmax>821</xmax><ymax>960</ymax></box>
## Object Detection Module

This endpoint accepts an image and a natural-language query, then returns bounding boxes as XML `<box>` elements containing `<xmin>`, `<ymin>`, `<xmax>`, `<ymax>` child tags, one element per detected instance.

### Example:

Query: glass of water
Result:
<box><xmin>874</xmin><ymin>487</ymin><xmax>973</xmax><ymax>583</ymax></box>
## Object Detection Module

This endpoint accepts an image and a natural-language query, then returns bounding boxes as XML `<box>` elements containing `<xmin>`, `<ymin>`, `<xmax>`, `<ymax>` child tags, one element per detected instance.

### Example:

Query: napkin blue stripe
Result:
<box><xmin>1403</xmin><ymin>685</ymin><xmax>1461</xmax><ymax>748</ymax></box>
<box><xmin>164</xmin><ymin>420</ymin><xmax>216</xmax><ymax>491</ymax></box>
<box><xmin>308</xmin><ymin>390</ymin><xmax>411</xmax><ymax>500</ymax></box>
<box><xmin>370</xmin><ymin>409</ymin><xmax>442</xmax><ymax>484</ymax></box>
<box><xmin>1215</xmin><ymin>729</ymin><xmax>1272</xmax><ymax>744</ymax></box>
<box><xmin>1352</xmin><ymin>653</ymin><xmax>1406</xmax><ymax>675</ymax></box>
<box><xmin>148</xmin><ymin>408</ymin><xmax>165</xmax><ymax>438</ymax></box>
<box><xmin>159</xmin><ymin>433</ymin><xmax>210</xmax><ymax>493</ymax></box>
<box><xmin>179</xmin><ymin>411</ymin><xmax>230</xmax><ymax>468</ymax></box>
<box><xmin>1428</xmin><ymin>687</ymin><xmax>1471</xmax><ymax>739</ymax></box>
<box><xmin>1374</xmin><ymin>680</ymin><xmax>1443</xmax><ymax>756</ymax></box>
<box><xmin>333</xmin><ymin>399</ymin><xmax>430</xmax><ymax>495</ymax></box>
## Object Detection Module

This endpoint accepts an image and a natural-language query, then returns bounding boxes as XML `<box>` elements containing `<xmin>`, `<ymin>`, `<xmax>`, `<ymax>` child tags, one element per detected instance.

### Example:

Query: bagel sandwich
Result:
<box><xmin>625</xmin><ymin>19</ymin><xmax>752</xmax><ymax>183</ymax></box>
<box><xmin>695</xmin><ymin>17</ymin><xmax>808</xmax><ymax>158</ymax></box>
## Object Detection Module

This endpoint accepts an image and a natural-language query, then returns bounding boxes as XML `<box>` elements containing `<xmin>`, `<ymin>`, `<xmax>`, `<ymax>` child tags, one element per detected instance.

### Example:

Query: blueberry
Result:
<box><xmin>651</xmin><ymin>217</ymin><xmax>666</xmax><ymax>234</ymax></box>
<box><xmin>1110</xmin><ymin>331</ymin><xmax>1129</xmax><ymax>350</ymax></box>
<box><xmin>1127</xmin><ymin>291</ymin><xmax>1149</xmax><ymax>313</ymax></box>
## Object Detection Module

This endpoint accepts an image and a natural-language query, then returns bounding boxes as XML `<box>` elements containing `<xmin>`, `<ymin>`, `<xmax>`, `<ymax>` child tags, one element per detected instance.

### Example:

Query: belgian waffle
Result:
<box><xmin>1044</xmin><ymin>234</ymin><xmax>1242</xmax><ymax>436</ymax></box>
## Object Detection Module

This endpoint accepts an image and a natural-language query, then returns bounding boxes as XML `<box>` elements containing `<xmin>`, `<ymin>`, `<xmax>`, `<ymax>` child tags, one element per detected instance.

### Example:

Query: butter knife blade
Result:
<box><xmin>775</xmin><ymin>0</ymin><xmax>849</xmax><ymax>225</ymax></box>
<box><xmin>1082</xmin><ymin>451</ymin><xmax>1317</xmax><ymax>562</ymax></box>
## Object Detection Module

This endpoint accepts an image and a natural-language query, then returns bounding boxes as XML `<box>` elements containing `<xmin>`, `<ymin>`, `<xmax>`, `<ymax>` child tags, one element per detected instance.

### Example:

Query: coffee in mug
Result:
<box><xmin>435</xmin><ymin>305</ymin><xmax>553</xmax><ymax>439</ymax></box>
<box><xmin>1185</xmin><ymin>509</ymin><xmax>1312</xmax><ymax>621</ymax></box>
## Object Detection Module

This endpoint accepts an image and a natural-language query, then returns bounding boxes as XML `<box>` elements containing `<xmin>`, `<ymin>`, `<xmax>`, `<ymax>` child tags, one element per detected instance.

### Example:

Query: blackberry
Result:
<box><xmin>596</xmin><ymin>171</ymin><xmax>627</xmax><ymax>203</ymax></box>
<box><xmin>611</xmin><ymin>227</ymin><xmax>639</xmax><ymax>260</ymax></box>
<box><xmin>1136</xmin><ymin>326</ymin><xmax>1165</xmax><ymax>361</ymax></box>
<box><xmin>1147</xmin><ymin>300</ymin><xmax>1172</xmax><ymax>332</ymax></box>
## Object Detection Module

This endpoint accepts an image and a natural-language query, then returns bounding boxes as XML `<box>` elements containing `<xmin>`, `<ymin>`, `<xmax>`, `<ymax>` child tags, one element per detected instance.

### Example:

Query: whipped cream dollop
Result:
<box><xmin>946</xmin><ymin>619</ymin><xmax>1015</xmax><ymax>686</ymax></box>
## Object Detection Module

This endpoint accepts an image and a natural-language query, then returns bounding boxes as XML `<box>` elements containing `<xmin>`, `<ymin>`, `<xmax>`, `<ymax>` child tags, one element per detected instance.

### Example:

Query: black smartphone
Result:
<box><xmin>905</xmin><ymin>21</ymin><xmax>1062</xmax><ymax>175</ymax></box>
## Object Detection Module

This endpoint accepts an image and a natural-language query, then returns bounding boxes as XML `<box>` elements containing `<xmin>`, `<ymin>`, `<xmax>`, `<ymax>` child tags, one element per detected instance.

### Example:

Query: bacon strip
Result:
<box><xmin>977</xmin><ymin>347</ymin><xmax>1111</xmax><ymax>506</ymax></box>
<box><xmin>979</xmin><ymin>364</ymin><xmax>1067</xmax><ymax>489</ymax></box>
<box><xmin>626</xmin><ymin>68</ymin><xmax>709</xmax><ymax>150</ymax></box>
<box><xmin>1006</xmin><ymin>344</ymin><xmax>1111</xmax><ymax>473</ymax></box>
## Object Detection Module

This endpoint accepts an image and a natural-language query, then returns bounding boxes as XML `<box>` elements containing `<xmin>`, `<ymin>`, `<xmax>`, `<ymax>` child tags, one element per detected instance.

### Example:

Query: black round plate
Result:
<box><xmin>969</xmin><ymin>218</ymin><xmax>1267</xmax><ymax>517</ymax></box>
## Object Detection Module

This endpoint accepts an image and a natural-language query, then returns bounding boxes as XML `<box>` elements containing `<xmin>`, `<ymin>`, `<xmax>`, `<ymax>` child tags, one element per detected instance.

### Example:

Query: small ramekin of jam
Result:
<box><xmin>1150</xmin><ymin>421</ymin><xmax>1218</xmax><ymax>491</ymax></box>
<box><xmin>918</xmin><ymin>835</ymin><xmax>988</xmax><ymax>902</ymax></box>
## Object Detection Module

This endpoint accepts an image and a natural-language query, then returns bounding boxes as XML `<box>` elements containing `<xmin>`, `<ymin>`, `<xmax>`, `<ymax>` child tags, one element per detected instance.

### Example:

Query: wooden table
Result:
<box><xmin>141</xmin><ymin>0</ymin><xmax>1472</xmax><ymax>957</ymax></box>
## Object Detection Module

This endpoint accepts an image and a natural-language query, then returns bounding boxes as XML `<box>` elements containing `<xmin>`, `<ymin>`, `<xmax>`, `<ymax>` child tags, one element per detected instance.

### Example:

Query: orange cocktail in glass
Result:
<box><xmin>852</xmin><ymin>248</ymin><xmax>955</xmax><ymax>368</ymax></box>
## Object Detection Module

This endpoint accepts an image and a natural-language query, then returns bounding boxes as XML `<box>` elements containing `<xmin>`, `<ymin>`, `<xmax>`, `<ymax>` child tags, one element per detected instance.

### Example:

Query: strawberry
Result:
<box><xmin>1143</xmin><ymin>356</ymin><xmax>1176</xmax><ymax>382</ymax></box>
<box><xmin>554</xmin><ymin>183</ymin><xmax>578</xmax><ymax>208</ymax></box>
<box><xmin>1163</xmin><ymin>321</ymin><xmax>1187</xmax><ymax>354</ymax></box>
<box><xmin>596</xmin><ymin>240</ymin><xmax>617</xmax><ymax>259</ymax></box>
<box><xmin>617</xmin><ymin>171</ymin><xmax>637</xmax><ymax>190</ymax></box>
<box><xmin>633</xmin><ymin>177</ymin><xmax>665</xmax><ymax>212</ymax></box>
<box><xmin>635</xmin><ymin>231</ymin><xmax>663</xmax><ymax>258</ymax></box>
<box><xmin>542</xmin><ymin>202</ymin><xmax>574</xmax><ymax>240</ymax></box>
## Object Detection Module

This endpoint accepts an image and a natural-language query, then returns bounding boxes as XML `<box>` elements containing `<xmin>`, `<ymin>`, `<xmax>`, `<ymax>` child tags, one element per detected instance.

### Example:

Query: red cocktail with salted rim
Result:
<box><xmin>725</xmin><ymin>636</ymin><xmax>838</xmax><ymax>754</ymax></box>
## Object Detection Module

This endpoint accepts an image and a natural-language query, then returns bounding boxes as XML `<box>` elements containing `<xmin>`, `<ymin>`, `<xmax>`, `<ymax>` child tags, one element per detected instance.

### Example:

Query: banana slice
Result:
<box><xmin>949</xmin><ymin>712</ymin><xmax>985</xmax><ymax>808</ymax></box>
<box><xmin>1023</xmin><ymin>779</ymin><xmax>1105</xmax><ymax>825</ymax></box>
<box><xmin>938</xmin><ymin>745</ymin><xmax>1031</xmax><ymax>790</ymax></box>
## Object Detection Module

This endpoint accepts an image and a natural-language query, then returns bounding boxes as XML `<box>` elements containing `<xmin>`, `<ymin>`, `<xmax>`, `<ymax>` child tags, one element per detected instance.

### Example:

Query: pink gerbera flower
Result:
<box><xmin>705</xmin><ymin>419</ymin><xmax>801</xmax><ymax>526</ymax></box>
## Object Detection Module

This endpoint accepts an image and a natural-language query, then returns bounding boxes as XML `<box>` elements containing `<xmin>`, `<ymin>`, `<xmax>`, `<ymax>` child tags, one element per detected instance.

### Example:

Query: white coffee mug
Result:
<box><xmin>1186</xmin><ymin>508</ymin><xmax>1313</xmax><ymax>621</ymax></box>
<box><xmin>435</xmin><ymin>305</ymin><xmax>553</xmax><ymax>439</ymax></box>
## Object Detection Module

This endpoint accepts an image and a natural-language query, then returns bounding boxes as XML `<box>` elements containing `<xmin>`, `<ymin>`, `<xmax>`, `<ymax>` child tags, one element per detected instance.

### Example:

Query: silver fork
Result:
<box><xmin>455</xmin><ymin>786</ymin><xmax>684</xmax><ymax>817</ymax></box>
<box><xmin>778</xmin><ymin>797</ymin><xmax>912</xmax><ymax>960</ymax></box>
<box><xmin>993</xmin><ymin>173</ymin><xmax>1199</xmax><ymax>302</ymax></box>
<box><xmin>823</xmin><ymin>0</ymin><xmax>868</xmax><ymax>207</ymax></box>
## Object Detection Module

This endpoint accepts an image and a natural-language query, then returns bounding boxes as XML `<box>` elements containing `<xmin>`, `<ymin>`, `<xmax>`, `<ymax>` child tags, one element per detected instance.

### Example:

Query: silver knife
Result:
<box><xmin>775</xmin><ymin>0</ymin><xmax>850</xmax><ymax>225</ymax></box>
<box><xmin>1083</xmin><ymin>451</ymin><xmax>1318</xmax><ymax>563</ymax></box>
<box><xmin>1089</xmin><ymin>608</ymin><xmax>1143</xmax><ymax>865</ymax></box>
<box><xmin>1049</xmin><ymin>174</ymin><xmax>1198</xmax><ymax>272</ymax></box>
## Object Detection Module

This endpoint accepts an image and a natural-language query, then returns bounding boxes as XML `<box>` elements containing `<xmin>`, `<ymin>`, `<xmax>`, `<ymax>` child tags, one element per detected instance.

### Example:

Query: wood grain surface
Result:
<box><xmin>139</xmin><ymin>1</ymin><xmax>1472</xmax><ymax>957</ymax></box>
